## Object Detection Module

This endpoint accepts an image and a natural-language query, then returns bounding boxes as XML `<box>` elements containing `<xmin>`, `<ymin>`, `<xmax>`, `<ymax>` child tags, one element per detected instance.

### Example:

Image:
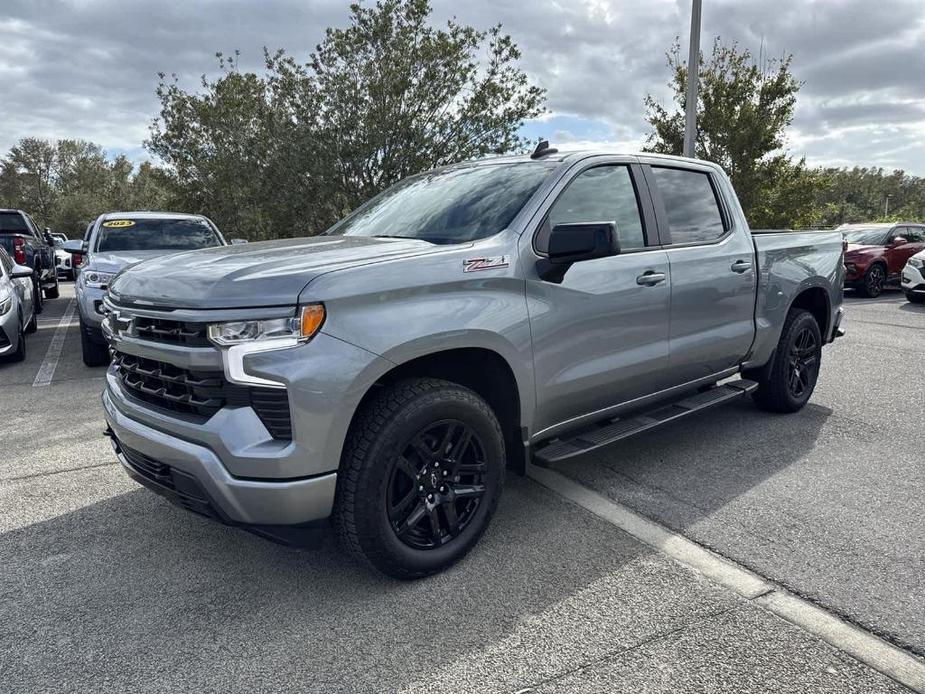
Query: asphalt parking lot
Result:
<box><xmin>1</xmin><ymin>283</ymin><xmax>923</xmax><ymax>693</ymax></box>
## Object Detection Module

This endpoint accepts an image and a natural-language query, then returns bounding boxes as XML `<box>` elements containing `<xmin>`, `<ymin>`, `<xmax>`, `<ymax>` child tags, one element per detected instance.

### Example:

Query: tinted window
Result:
<box><xmin>329</xmin><ymin>163</ymin><xmax>552</xmax><ymax>244</ymax></box>
<box><xmin>95</xmin><ymin>218</ymin><xmax>222</xmax><ymax>253</ymax></box>
<box><xmin>538</xmin><ymin>165</ymin><xmax>645</xmax><ymax>252</ymax></box>
<box><xmin>900</xmin><ymin>227</ymin><xmax>925</xmax><ymax>243</ymax></box>
<box><xmin>652</xmin><ymin>167</ymin><xmax>725</xmax><ymax>244</ymax></box>
<box><xmin>0</xmin><ymin>212</ymin><xmax>29</xmax><ymax>234</ymax></box>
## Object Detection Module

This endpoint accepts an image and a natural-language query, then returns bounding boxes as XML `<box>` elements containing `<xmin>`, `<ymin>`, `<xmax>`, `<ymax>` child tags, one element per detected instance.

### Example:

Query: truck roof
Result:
<box><xmin>465</xmin><ymin>149</ymin><xmax>721</xmax><ymax>169</ymax></box>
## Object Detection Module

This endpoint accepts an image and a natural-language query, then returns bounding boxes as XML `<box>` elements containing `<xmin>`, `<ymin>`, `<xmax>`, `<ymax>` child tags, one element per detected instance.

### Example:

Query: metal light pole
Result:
<box><xmin>885</xmin><ymin>194</ymin><xmax>892</xmax><ymax>217</ymax></box>
<box><xmin>683</xmin><ymin>0</ymin><xmax>703</xmax><ymax>158</ymax></box>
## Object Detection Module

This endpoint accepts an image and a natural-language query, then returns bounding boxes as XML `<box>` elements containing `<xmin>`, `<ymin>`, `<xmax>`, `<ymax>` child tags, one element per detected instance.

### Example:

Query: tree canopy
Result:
<box><xmin>644</xmin><ymin>38</ymin><xmax>825</xmax><ymax>229</ymax></box>
<box><xmin>145</xmin><ymin>0</ymin><xmax>546</xmax><ymax>240</ymax></box>
<box><xmin>0</xmin><ymin>138</ymin><xmax>169</xmax><ymax>236</ymax></box>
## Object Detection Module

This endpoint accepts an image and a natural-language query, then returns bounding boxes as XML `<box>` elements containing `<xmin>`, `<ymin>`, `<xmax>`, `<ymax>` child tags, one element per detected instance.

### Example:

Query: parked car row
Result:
<box><xmin>838</xmin><ymin>222</ymin><xmax>925</xmax><ymax>301</ymax></box>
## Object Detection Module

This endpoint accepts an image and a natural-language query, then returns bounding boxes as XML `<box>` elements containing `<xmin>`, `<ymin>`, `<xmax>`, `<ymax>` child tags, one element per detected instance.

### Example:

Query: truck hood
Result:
<box><xmin>108</xmin><ymin>235</ymin><xmax>442</xmax><ymax>309</ymax></box>
<box><xmin>844</xmin><ymin>243</ymin><xmax>882</xmax><ymax>258</ymax></box>
<box><xmin>89</xmin><ymin>250</ymin><xmax>181</xmax><ymax>274</ymax></box>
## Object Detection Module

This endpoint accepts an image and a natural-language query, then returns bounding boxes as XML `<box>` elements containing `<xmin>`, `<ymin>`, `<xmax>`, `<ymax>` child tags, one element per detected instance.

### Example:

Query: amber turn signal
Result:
<box><xmin>299</xmin><ymin>304</ymin><xmax>326</xmax><ymax>340</ymax></box>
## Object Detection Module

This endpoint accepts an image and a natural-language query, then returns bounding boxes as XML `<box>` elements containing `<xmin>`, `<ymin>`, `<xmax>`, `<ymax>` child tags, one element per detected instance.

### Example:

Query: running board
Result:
<box><xmin>532</xmin><ymin>379</ymin><xmax>758</xmax><ymax>466</ymax></box>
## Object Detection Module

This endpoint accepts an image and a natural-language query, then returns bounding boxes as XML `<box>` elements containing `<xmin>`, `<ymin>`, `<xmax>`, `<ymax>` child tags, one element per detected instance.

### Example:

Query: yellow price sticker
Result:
<box><xmin>102</xmin><ymin>220</ymin><xmax>135</xmax><ymax>228</ymax></box>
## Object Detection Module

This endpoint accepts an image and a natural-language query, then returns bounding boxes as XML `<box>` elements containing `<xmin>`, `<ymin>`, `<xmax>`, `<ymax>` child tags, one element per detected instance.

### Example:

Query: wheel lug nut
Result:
<box><xmin>418</xmin><ymin>485</ymin><xmax>424</xmax><ymax>491</ymax></box>
<box><xmin>427</xmin><ymin>494</ymin><xmax>433</xmax><ymax>501</ymax></box>
<box><xmin>443</xmin><ymin>470</ymin><xmax>448</xmax><ymax>476</ymax></box>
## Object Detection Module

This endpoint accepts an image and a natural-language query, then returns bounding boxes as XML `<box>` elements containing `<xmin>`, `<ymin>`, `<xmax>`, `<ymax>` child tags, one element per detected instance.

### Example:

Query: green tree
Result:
<box><xmin>0</xmin><ymin>137</ymin><xmax>171</xmax><ymax>236</ymax></box>
<box><xmin>146</xmin><ymin>0</ymin><xmax>546</xmax><ymax>240</ymax></box>
<box><xmin>644</xmin><ymin>39</ymin><xmax>822</xmax><ymax>228</ymax></box>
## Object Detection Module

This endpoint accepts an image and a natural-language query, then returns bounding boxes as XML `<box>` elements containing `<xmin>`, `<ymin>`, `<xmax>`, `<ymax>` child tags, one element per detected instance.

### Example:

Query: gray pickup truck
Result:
<box><xmin>100</xmin><ymin>148</ymin><xmax>845</xmax><ymax>578</ymax></box>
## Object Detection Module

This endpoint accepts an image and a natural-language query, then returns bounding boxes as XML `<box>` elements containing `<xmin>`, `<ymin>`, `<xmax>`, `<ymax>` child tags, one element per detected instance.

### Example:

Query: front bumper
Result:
<box><xmin>901</xmin><ymin>266</ymin><xmax>925</xmax><ymax>294</ymax></box>
<box><xmin>103</xmin><ymin>388</ymin><xmax>337</xmax><ymax>526</ymax></box>
<box><xmin>77</xmin><ymin>285</ymin><xmax>106</xmax><ymax>332</ymax></box>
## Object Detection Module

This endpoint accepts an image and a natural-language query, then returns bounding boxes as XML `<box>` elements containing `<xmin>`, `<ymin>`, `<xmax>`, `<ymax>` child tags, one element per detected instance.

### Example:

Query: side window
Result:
<box><xmin>901</xmin><ymin>227</ymin><xmax>924</xmax><ymax>243</ymax></box>
<box><xmin>536</xmin><ymin>165</ymin><xmax>645</xmax><ymax>253</ymax></box>
<box><xmin>651</xmin><ymin>167</ymin><xmax>726</xmax><ymax>245</ymax></box>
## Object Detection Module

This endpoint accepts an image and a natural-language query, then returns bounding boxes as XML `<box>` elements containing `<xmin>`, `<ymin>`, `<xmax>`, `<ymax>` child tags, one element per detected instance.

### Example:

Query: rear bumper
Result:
<box><xmin>102</xmin><ymin>388</ymin><xmax>338</xmax><ymax>526</ymax></box>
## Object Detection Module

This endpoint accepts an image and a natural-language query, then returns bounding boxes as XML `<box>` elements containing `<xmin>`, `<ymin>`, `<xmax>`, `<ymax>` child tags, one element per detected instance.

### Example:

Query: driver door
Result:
<box><xmin>525</xmin><ymin>160</ymin><xmax>672</xmax><ymax>435</ymax></box>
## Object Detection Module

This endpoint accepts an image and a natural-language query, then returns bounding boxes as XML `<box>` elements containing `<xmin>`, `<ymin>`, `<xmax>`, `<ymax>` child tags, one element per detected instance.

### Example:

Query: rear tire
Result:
<box><xmin>905</xmin><ymin>292</ymin><xmax>925</xmax><ymax>304</ymax></box>
<box><xmin>32</xmin><ymin>275</ymin><xmax>44</xmax><ymax>314</ymax></box>
<box><xmin>752</xmin><ymin>308</ymin><xmax>822</xmax><ymax>413</ymax></box>
<box><xmin>80</xmin><ymin>318</ymin><xmax>109</xmax><ymax>367</ymax></box>
<box><xmin>333</xmin><ymin>378</ymin><xmax>505</xmax><ymax>579</ymax></box>
<box><xmin>857</xmin><ymin>263</ymin><xmax>886</xmax><ymax>298</ymax></box>
<box><xmin>44</xmin><ymin>274</ymin><xmax>59</xmax><ymax>299</ymax></box>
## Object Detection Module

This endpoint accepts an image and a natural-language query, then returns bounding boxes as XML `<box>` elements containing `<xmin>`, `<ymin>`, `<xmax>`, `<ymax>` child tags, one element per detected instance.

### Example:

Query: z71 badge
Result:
<box><xmin>463</xmin><ymin>256</ymin><xmax>510</xmax><ymax>273</ymax></box>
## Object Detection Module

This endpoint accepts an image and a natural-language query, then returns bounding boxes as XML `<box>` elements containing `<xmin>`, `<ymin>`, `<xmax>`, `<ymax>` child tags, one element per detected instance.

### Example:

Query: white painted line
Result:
<box><xmin>528</xmin><ymin>463</ymin><xmax>772</xmax><ymax>599</ymax></box>
<box><xmin>528</xmin><ymin>464</ymin><xmax>925</xmax><ymax>693</ymax></box>
<box><xmin>756</xmin><ymin>591</ymin><xmax>925</xmax><ymax>692</ymax></box>
<box><xmin>32</xmin><ymin>299</ymin><xmax>77</xmax><ymax>387</ymax></box>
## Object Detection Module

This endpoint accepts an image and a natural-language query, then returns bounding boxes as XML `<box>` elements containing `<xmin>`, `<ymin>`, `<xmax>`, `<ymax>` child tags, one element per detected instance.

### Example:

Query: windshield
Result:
<box><xmin>842</xmin><ymin>228</ymin><xmax>890</xmax><ymax>246</ymax></box>
<box><xmin>0</xmin><ymin>212</ymin><xmax>28</xmax><ymax>233</ymax></box>
<box><xmin>95</xmin><ymin>218</ymin><xmax>223</xmax><ymax>253</ymax></box>
<box><xmin>328</xmin><ymin>163</ymin><xmax>553</xmax><ymax>244</ymax></box>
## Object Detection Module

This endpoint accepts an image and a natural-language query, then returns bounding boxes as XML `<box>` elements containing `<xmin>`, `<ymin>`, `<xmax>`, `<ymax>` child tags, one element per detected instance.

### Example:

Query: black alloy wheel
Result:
<box><xmin>388</xmin><ymin>420</ymin><xmax>487</xmax><ymax>550</ymax></box>
<box><xmin>863</xmin><ymin>264</ymin><xmax>885</xmax><ymax>298</ymax></box>
<box><xmin>787</xmin><ymin>326</ymin><xmax>818</xmax><ymax>399</ymax></box>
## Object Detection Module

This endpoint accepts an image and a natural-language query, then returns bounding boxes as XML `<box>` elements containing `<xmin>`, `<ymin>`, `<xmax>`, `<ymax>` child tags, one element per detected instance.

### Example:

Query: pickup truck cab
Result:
<box><xmin>0</xmin><ymin>209</ymin><xmax>59</xmax><ymax>312</ymax></box>
<box><xmin>100</xmin><ymin>149</ymin><xmax>845</xmax><ymax>578</ymax></box>
<box><xmin>63</xmin><ymin>211</ymin><xmax>227</xmax><ymax>366</ymax></box>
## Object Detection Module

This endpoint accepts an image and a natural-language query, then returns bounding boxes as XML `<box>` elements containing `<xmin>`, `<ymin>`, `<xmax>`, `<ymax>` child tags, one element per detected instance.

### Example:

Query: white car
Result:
<box><xmin>901</xmin><ymin>250</ymin><xmax>925</xmax><ymax>304</ymax></box>
<box><xmin>51</xmin><ymin>232</ymin><xmax>75</xmax><ymax>280</ymax></box>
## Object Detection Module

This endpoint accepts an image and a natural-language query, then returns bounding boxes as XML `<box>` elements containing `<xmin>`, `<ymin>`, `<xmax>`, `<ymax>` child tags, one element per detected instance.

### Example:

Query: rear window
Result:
<box><xmin>95</xmin><ymin>218</ymin><xmax>222</xmax><ymax>253</ymax></box>
<box><xmin>0</xmin><ymin>212</ymin><xmax>29</xmax><ymax>234</ymax></box>
<box><xmin>651</xmin><ymin>167</ymin><xmax>726</xmax><ymax>244</ymax></box>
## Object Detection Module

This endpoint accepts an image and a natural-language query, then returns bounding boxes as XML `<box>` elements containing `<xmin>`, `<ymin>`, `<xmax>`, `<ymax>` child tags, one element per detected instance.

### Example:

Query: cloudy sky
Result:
<box><xmin>1</xmin><ymin>0</ymin><xmax>924</xmax><ymax>173</ymax></box>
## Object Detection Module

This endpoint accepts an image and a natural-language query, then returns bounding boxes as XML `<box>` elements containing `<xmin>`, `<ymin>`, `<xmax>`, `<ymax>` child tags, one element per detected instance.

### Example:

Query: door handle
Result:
<box><xmin>731</xmin><ymin>260</ymin><xmax>752</xmax><ymax>273</ymax></box>
<box><xmin>636</xmin><ymin>271</ymin><xmax>667</xmax><ymax>286</ymax></box>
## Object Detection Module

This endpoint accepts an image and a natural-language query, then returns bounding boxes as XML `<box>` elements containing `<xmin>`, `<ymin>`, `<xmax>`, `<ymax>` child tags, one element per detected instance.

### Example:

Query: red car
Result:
<box><xmin>842</xmin><ymin>222</ymin><xmax>925</xmax><ymax>297</ymax></box>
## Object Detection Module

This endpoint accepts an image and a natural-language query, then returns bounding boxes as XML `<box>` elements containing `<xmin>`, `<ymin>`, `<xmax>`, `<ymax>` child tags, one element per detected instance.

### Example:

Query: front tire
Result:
<box><xmin>8</xmin><ymin>315</ymin><xmax>26</xmax><ymax>362</ymax></box>
<box><xmin>334</xmin><ymin>378</ymin><xmax>505</xmax><ymax>579</ymax></box>
<box><xmin>80</xmin><ymin>318</ymin><xmax>109</xmax><ymax>367</ymax></box>
<box><xmin>905</xmin><ymin>291</ymin><xmax>925</xmax><ymax>304</ymax></box>
<box><xmin>752</xmin><ymin>308</ymin><xmax>822</xmax><ymax>413</ymax></box>
<box><xmin>857</xmin><ymin>263</ymin><xmax>886</xmax><ymax>298</ymax></box>
<box><xmin>32</xmin><ymin>275</ymin><xmax>44</xmax><ymax>314</ymax></box>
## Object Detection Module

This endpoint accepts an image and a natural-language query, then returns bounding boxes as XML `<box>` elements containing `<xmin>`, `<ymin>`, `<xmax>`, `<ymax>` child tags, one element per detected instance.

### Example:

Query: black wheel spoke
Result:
<box><xmin>396</xmin><ymin>456</ymin><xmax>420</xmax><ymax>481</ymax></box>
<box><xmin>437</xmin><ymin>422</ymin><xmax>459</xmax><ymax>457</ymax></box>
<box><xmin>427</xmin><ymin>505</ymin><xmax>442</xmax><ymax>538</ymax></box>
<box><xmin>389</xmin><ymin>487</ymin><xmax>418</xmax><ymax>521</ymax></box>
<box><xmin>448</xmin><ymin>429</ymin><xmax>473</xmax><ymax>464</ymax></box>
<box><xmin>410</xmin><ymin>435</ymin><xmax>435</xmax><ymax>463</ymax></box>
<box><xmin>397</xmin><ymin>501</ymin><xmax>427</xmax><ymax>537</ymax></box>
<box><xmin>453</xmin><ymin>483</ymin><xmax>486</xmax><ymax>500</ymax></box>
<box><xmin>441</xmin><ymin>500</ymin><xmax>460</xmax><ymax>536</ymax></box>
<box><xmin>456</xmin><ymin>461</ymin><xmax>486</xmax><ymax>475</ymax></box>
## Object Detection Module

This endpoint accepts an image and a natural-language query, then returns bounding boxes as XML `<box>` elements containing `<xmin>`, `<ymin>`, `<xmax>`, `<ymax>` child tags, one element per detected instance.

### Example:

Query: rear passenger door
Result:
<box><xmin>526</xmin><ymin>159</ymin><xmax>673</xmax><ymax>434</ymax></box>
<box><xmin>645</xmin><ymin>163</ymin><xmax>757</xmax><ymax>385</ymax></box>
<box><xmin>890</xmin><ymin>227</ymin><xmax>925</xmax><ymax>275</ymax></box>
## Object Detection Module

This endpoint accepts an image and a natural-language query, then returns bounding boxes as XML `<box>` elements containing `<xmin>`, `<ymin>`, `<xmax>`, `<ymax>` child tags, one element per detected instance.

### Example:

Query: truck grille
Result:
<box><xmin>131</xmin><ymin>315</ymin><xmax>211</xmax><ymax>347</ymax></box>
<box><xmin>113</xmin><ymin>350</ymin><xmax>292</xmax><ymax>439</ymax></box>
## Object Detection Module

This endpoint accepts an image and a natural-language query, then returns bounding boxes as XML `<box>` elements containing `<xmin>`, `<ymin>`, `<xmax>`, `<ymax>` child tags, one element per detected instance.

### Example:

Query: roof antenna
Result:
<box><xmin>530</xmin><ymin>138</ymin><xmax>558</xmax><ymax>159</ymax></box>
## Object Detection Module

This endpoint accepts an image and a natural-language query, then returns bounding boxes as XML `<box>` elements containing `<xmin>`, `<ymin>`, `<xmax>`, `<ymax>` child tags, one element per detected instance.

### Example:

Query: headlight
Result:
<box><xmin>0</xmin><ymin>295</ymin><xmax>10</xmax><ymax>316</ymax></box>
<box><xmin>208</xmin><ymin>305</ymin><xmax>325</xmax><ymax>346</ymax></box>
<box><xmin>909</xmin><ymin>257</ymin><xmax>924</xmax><ymax>269</ymax></box>
<box><xmin>84</xmin><ymin>271</ymin><xmax>115</xmax><ymax>288</ymax></box>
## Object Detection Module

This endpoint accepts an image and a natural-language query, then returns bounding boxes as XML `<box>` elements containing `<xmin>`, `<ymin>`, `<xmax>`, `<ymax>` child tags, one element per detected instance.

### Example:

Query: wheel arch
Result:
<box><xmin>348</xmin><ymin>347</ymin><xmax>528</xmax><ymax>473</ymax></box>
<box><xmin>789</xmin><ymin>285</ymin><xmax>831</xmax><ymax>337</ymax></box>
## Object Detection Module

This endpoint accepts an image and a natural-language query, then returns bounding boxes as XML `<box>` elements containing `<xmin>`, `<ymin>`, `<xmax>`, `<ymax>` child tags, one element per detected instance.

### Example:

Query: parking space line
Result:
<box><xmin>528</xmin><ymin>464</ymin><xmax>925</xmax><ymax>693</ymax></box>
<box><xmin>32</xmin><ymin>299</ymin><xmax>77</xmax><ymax>387</ymax></box>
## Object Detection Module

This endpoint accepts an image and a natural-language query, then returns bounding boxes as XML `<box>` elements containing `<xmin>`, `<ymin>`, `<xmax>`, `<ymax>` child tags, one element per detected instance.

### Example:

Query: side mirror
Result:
<box><xmin>537</xmin><ymin>222</ymin><xmax>619</xmax><ymax>283</ymax></box>
<box><xmin>62</xmin><ymin>239</ymin><xmax>87</xmax><ymax>255</ymax></box>
<box><xmin>892</xmin><ymin>236</ymin><xmax>908</xmax><ymax>245</ymax></box>
<box><xmin>11</xmin><ymin>263</ymin><xmax>32</xmax><ymax>279</ymax></box>
<box><xmin>230</xmin><ymin>238</ymin><xmax>248</xmax><ymax>245</ymax></box>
